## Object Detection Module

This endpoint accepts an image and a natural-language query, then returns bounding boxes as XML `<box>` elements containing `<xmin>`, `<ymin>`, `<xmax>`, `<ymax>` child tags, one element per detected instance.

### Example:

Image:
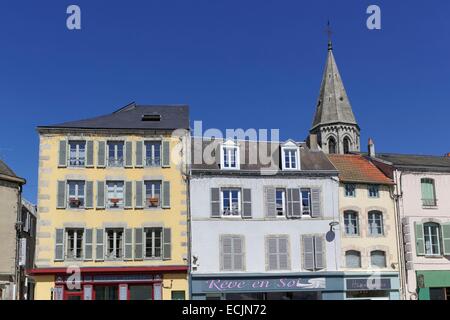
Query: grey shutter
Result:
<box><xmin>443</xmin><ymin>223</ymin><xmax>450</xmax><ymax>256</ymax></box>
<box><xmin>85</xmin><ymin>181</ymin><xmax>93</xmax><ymax>208</ymax></box>
<box><xmin>267</xmin><ymin>237</ymin><xmax>278</xmax><ymax>270</ymax></box>
<box><xmin>124</xmin><ymin>229</ymin><xmax>133</xmax><ymax>260</ymax></box>
<box><xmin>278</xmin><ymin>237</ymin><xmax>289</xmax><ymax>270</ymax></box>
<box><xmin>264</xmin><ymin>187</ymin><xmax>277</xmax><ymax>218</ymax></box>
<box><xmin>415</xmin><ymin>223</ymin><xmax>425</xmax><ymax>256</ymax></box>
<box><xmin>135</xmin><ymin>181</ymin><xmax>144</xmax><ymax>208</ymax></box>
<box><xmin>95</xmin><ymin>229</ymin><xmax>104</xmax><ymax>261</ymax></box>
<box><xmin>287</xmin><ymin>188</ymin><xmax>301</xmax><ymax>218</ymax></box>
<box><xmin>54</xmin><ymin>229</ymin><xmax>64</xmax><ymax>261</ymax></box>
<box><xmin>134</xmin><ymin>228</ymin><xmax>143</xmax><ymax>260</ymax></box>
<box><xmin>311</xmin><ymin>188</ymin><xmax>322</xmax><ymax>218</ymax></box>
<box><xmin>97</xmin><ymin>141</ymin><xmax>106</xmax><ymax>168</ymax></box>
<box><xmin>135</xmin><ymin>141</ymin><xmax>143</xmax><ymax>167</ymax></box>
<box><xmin>125</xmin><ymin>141</ymin><xmax>132</xmax><ymax>167</ymax></box>
<box><xmin>242</xmin><ymin>189</ymin><xmax>252</xmax><ymax>218</ymax></box>
<box><xmin>96</xmin><ymin>181</ymin><xmax>105</xmax><ymax>209</ymax></box>
<box><xmin>86</xmin><ymin>141</ymin><xmax>94</xmax><ymax>167</ymax></box>
<box><xmin>58</xmin><ymin>140</ymin><xmax>67</xmax><ymax>167</ymax></box>
<box><xmin>303</xmin><ymin>235</ymin><xmax>315</xmax><ymax>270</ymax></box>
<box><xmin>162</xmin><ymin>181</ymin><xmax>171</xmax><ymax>209</ymax></box>
<box><xmin>233</xmin><ymin>236</ymin><xmax>244</xmax><ymax>270</ymax></box>
<box><xmin>221</xmin><ymin>236</ymin><xmax>233</xmax><ymax>271</ymax></box>
<box><xmin>84</xmin><ymin>229</ymin><xmax>93</xmax><ymax>261</ymax></box>
<box><xmin>83</xmin><ymin>285</ymin><xmax>93</xmax><ymax>300</ymax></box>
<box><xmin>163</xmin><ymin>228</ymin><xmax>171</xmax><ymax>260</ymax></box>
<box><xmin>56</xmin><ymin>181</ymin><xmax>66</xmax><ymax>209</ymax></box>
<box><xmin>211</xmin><ymin>188</ymin><xmax>221</xmax><ymax>218</ymax></box>
<box><xmin>162</xmin><ymin>140</ymin><xmax>170</xmax><ymax>168</ymax></box>
<box><xmin>53</xmin><ymin>286</ymin><xmax>64</xmax><ymax>300</ymax></box>
<box><xmin>124</xmin><ymin>181</ymin><xmax>133</xmax><ymax>208</ymax></box>
<box><xmin>314</xmin><ymin>235</ymin><xmax>325</xmax><ymax>269</ymax></box>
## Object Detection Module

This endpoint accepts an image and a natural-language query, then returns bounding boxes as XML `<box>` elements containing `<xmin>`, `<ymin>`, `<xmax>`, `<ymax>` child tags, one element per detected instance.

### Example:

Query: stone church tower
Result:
<box><xmin>308</xmin><ymin>41</ymin><xmax>360</xmax><ymax>154</ymax></box>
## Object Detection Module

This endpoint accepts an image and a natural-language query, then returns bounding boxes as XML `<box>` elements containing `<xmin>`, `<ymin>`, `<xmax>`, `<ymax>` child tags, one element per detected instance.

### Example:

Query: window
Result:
<box><xmin>129</xmin><ymin>285</ymin><xmax>153</xmax><ymax>300</ymax></box>
<box><xmin>67</xmin><ymin>180</ymin><xmax>85</xmax><ymax>208</ymax></box>
<box><xmin>275</xmin><ymin>189</ymin><xmax>286</xmax><ymax>216</ymax></box>
<box><xmin>424</xmin><ymin>223</ymin><xmax>441</xmax><ymax>256</ymax></box>
<box><xmin>301</xmin><ymin>188</ymin><xmax>312</xmax><ymax>215</ymax></box>
<box><xmin>368</xmin><ymin>211</ymin><xmax>384</xmax><ymax>236</ymax></box>
<box><xmin>220</xmin><ymin>235</ymin><xmax>245</xmax><ymax>271</ymax></box>
<box><xmin>370</xmin><ymin>250</ymin><xmax>386</xmax><ymax>268</ymax></box>
<box><xmin>145</xmin><ymin>141</ymin><xmax>161</xmax><ymax>167</ymax></box>
<box><xmin>145</xmin><ymin>181</ymin><xmax>161</xmax><ymax>208</ymax></box>
<box><xmin>344</xmin><ymin>211</ymin><xmax>359</xmax><ymax>235</ymax></box>
<box><xmin>107</xmin><ymin>181</ymin><xmax>124</xmax><ymax>209</ymax></box>
<box><xmin>95</xmin><ymin>286</ymin><xmax>118</xmax><ymax>300</ymax></box>
<box><xmin>343</xmin><ymin>137</ymin><xmax>351</xmax><ymax>154</ymax></box>
<box><xmin>368</xmin><ymin>185</ymin><xmax>380</xmax><ymax>198</ymax></box>
<box><xmin>421</xmin><ymin>178</ymin><xmax>437</xmax><ymax>207</ymax></box>
<box><xmin>328</xmin><ymin>137</ymin><xmax>337</xmax><ymax>154</ymax></box>
<box><xmin>106</xmin><ymin>229</ymin><xmax>123</xmax><ymax>259</ymax></box>
<box><xmin>171</xmin><ymin>291</ymin><xmax>186</xmax><ymax>300</ymax></box>
<box><xmin>221</xmin><ymin>144</ymin><xmax>239</xmax><ymax>169</ymax></box>
<box><xmin>107</xmin><ymin>141</ymin><xmax>124</xmax><ymax>167</ymax></box>
<box><xmin>266</xmin><ymin>236</ymin><xmax>289</xmax><ymax>270</ymax></box>
<box><xmin>145</xmin><ymin>228</ymin><xmax>162</xmax><ymax>259</ymax></box>
<box><xmin>221</xmin><ymin>189</ymin><xmax>241</xmax><ymax>216</ymax></box>
<box><xmin>344</xmin><ymin>184</ymin><xmax>356</xmax><ymax>197</ymax></box>
<box><xmin>66</xmin><ymin>229</ymin><xmax>83</xmax><ymax>260</ymax></box>
<box><xmin>345</xmin><ymin>250</ymin><xmax>361</xmax><ymax>268</ymax></box>
<box><xmin>68</xmin><ymin>141</ymin><xmax>86</xmax><ymax>167</ymax></box>
<box><xmin>282</xmin><ymin>147</ymin><xmax>299</xmax><ymax>170</ymax></box>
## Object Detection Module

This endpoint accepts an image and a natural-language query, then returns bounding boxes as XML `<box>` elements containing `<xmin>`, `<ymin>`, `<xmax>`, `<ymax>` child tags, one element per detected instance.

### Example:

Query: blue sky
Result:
<box><xmin>0</xmin><ymin>0</ymin><xmax>449</xmax><ymax>201</ymax></box>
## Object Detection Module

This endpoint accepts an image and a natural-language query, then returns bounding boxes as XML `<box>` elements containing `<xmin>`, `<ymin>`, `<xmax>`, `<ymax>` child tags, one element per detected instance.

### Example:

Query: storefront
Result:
<box><xmin>417</xmin><ymin>271</ymin><xmax>450</xmax><ymax>300</ymax></box>
<box><xmin>191</xmin><ymin>273</ymin><xmax>344</xmax><ymax>300</ymax></box>
<box><xmin>344</xmin><ymin>272</ymin><xmax>400</xmax><ymax>300</ymax></box>
<box><xmin>30</xmin><ymin>266</ymin><xmax>188</xmax><ymax>300</ymax></box>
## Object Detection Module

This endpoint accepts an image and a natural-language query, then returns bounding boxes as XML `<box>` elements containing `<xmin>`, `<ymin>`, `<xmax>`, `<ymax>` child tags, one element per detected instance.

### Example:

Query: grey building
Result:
<box><xmin>0</xmin><ymin>159</ymin><xmax>36</xmax><ymax>300</ymax></box>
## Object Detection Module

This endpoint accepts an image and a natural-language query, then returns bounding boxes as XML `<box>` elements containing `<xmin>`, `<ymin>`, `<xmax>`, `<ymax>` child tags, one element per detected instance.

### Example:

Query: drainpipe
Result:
<box><xmin>14</xmin><ymin>184</ymin><xmax>23</xmax><ymax>300</ymax></box>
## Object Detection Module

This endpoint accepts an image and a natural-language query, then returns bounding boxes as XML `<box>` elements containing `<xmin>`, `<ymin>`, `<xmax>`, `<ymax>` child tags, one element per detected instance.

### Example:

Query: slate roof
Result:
<box><xmin>327</xmin><ymin>154</ymin><xmax>393</xmax><ymax>185</ymax></box>
<box><xmin>311</xmin><ymin>43</ymin><xmax>358</xmax><ymax>130</ymax></box>
<box><xmin>0</xmin><ymin>159</ymin><xmax>25</xmax><ymax>183</ymax></box>
<box><xmin>374</xmin><ymin>153</ymin><xmax>450</xmax><ymax>173</ymax></box>
<box><xmin>190</xmin><ymin>138</ymin><xmax>337</xmax><ymax>175</ymax></box>
<box><xmin>38</xmin><ymin>103</ymin><xmax>190</xmax><ymax>131</ymax></box>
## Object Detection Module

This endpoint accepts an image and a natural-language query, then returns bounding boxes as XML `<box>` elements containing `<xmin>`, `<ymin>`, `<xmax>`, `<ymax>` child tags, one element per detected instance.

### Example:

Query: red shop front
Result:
<box><xmin>29</xmin><ymin>266</ymin><xmax>187</xmax><ymax>300</ymax></box>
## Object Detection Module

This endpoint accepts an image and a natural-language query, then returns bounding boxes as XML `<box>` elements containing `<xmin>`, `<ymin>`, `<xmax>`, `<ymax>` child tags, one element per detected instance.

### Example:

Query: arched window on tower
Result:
<box><xmin>343</xmin><ymin>137</ymin><xmax>351</xmax><ymax>154</ymax></box>
<box><xmin>328</xmin><ymin>137</ymin><xmax>337</xmax><ymax>154</ymax></box>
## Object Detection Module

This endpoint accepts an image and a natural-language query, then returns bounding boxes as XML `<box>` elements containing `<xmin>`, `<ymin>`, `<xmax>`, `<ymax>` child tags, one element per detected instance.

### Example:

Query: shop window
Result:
<box><xmin>129</xmin><ymin>285</ymin><xmax>153</xmax><ymax>300</ymax></box>
<box><xmin>171</xmin><ymin>291</ymin><xmax>186</xmax><ymax>300</ymax></box>
<box><xmin>95</xmin><ymin>285</ymin><xmax>118</xmax><ymax>300</ymax></box>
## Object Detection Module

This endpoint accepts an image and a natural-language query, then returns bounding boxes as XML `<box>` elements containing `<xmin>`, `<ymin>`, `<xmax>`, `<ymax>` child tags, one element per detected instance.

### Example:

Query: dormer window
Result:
<box><xmin>221</xmin><ymin>141</ymin><xmax>240</xmax><ymax>170</ymax></box>
<box><xmin>281</xmin><ymin>142</ymin><xmax>300</xmax><ymax>170</ymax></box>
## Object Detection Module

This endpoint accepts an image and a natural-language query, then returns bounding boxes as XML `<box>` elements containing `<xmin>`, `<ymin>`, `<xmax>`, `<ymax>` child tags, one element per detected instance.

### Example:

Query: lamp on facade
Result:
<box><xmin>329</xmin><ymin>221</ymin><xmax>339</xmax><ymax>232</ymax></box>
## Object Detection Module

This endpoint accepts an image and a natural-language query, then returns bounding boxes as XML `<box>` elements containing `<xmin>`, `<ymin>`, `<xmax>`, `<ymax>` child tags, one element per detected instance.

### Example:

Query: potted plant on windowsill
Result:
<box><xmin>110</xmin><ymin>198</ymin><xmax>120</xmax><ymax>207</ymax></box>
<box><xmin>69</xmin><ymin>197</ymin><xmax>81</xmax><ymax>208</ymax></box>
<box><xmin>148</xmin><ymin>197</ymin><xmax>159</xmax><ymax>207</ymax></box>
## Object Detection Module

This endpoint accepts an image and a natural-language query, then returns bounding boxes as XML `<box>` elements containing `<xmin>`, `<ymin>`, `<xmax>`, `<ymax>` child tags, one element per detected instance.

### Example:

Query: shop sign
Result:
<box><xmin>346</xmin><ymin>278</ymin><xmax>391</xmax><ymax>290</ymax></box>
<box><xmin>203</xmin><ymin>277</ymin><xmax>326</xmax><ymax>292</ymax></box>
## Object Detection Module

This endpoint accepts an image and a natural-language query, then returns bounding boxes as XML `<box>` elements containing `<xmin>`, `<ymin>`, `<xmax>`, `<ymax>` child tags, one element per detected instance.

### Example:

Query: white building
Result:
<box><xmin>189</xmin><ymin>138</ymin><xmax>344</xmax><ymax>300</ymax></box>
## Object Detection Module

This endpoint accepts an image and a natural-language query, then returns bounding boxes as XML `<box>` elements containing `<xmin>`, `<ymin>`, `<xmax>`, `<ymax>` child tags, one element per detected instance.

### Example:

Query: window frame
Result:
<box><xmin>106</xmin><ymin>181</ymin><xmax>125</xmax><ymax>209</ymax></box>
<box><xmin>144</xmin><ymin>141</ymin><xmax>162</xmax><ymax>167</ymax></box>
<box><xmin>105</xmin><ymin>228</ymin><xmax>124</xmax><ymax>260</ymax></box>
<box><xmin>144</xmin><ymin>180</ymin><xmax>162</xmax><ymax>208</ymax></box>
<box><xmin>107</xmin><ymin>141</ymin><xmax>125</xmax><ymax>167</ymax></box>
<box><xmin>424</xmin><ymin>223</ymin><xmax>442</xmax><ymax>256</ymax></box>
<box><xmin>345</xmin><ymin>250</ymin><xmax>362</xmax><ymax>268</ymax></box>
<box><xmin>281</xmin><ymin>146</ymin><xmax>300</xmax><ymax>170</ymax></box>
<box><xmin>368</xmin><ymin>211</ymin><xmax>384</xmax><ymax>236</ymax></box>
<box><xmin>266</xmin><ymin>235</ymin><xmax>290</xmax><ymax>271</ymax></box>
<box><xmin>220</xmin><ymin>143</ymin><xmax>240</xmax><ymax>170</ymax></box>
<box><xmin>220</xmin><ymin>188</ymin><xmax>242</xmax><ymax>217</ymax></box>
<box><xmin>144</xmin><ymin>227</ymin><xmax>163</xmax><ymax>259</ymax></box>
<box><xmin>68</xmin><ymin>140</ymin><xmax>86</xmax><ymax>167</ymax></box>
<box><xmin>368</xmin><ymin>184</ymin><xmax>380</xmax><ymax>198</ymax></box>
<box><xmin>67</xmin><ymin>180</ymin><xmax>86</xmax><ymax>209</ymax></box>
<box><xmin>66</xmin><ymin>228</ymin><xmax>84</xmax><ymax>260</ymax></box>
<box><xmin>275</xmin><ymin>188</ymin><xmax>286</xmax><ymax>217</ymax></box>
<box><xmin>344</xmin><ymin>184</ymin><xmax>356</xmax><ymax>197</ymax></box>
<box><xmin>421</xmin><ymin>178</ymin><xmax>437</xmax><ymax>207</ymax></box>
<box><xmin>370</xmin><ymin>250</ymin><xmax>387</xmax><ymax>268</ymax></box>
<box><xmin>344</xmin><ymin>211</ymin><xmax>359</xmax><ymax>236</ymax></box>
<box><xmin>301</xmin><ymin>188</ymin><xmax>312</xmax><ymax>216</ymax></box>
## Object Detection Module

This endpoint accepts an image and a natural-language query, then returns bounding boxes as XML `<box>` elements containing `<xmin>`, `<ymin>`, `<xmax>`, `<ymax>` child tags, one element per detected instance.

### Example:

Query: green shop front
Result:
<box><xmin>417</xmin><ymin>271</ymin><xmax>450</xmax><ymax>300</ymax></box>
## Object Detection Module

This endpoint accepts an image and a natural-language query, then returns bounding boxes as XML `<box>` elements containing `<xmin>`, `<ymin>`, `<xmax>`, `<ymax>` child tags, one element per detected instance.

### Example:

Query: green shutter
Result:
<box><xmin>135</xmin><ymin>141</ymin><xmax>143</xmax><ymax>167</ymax></box>
<box><xmin>96</xmin><ymin>181</ymin><xmax>105</xmax><ymax>209</ymax></box>
<box><xmin>56</xmin><ymin>181</ymin><xmax>66</xmax><ymax>209</ymax></box>
<box><xmin>124</xmin><ymin>229</ymin><xmax>133</xmax><ymax>260</ymax></box>
<box><xmin>135</xmin><ymin>181</ymin><xmax>143</xmax><ymax>208</ymax></box>
<box><xmin>163</xmin><ymin>228</ymin><xmax>171</xmax><ymax>260</ymax></box>
<box><xmin>97</xmin><ymin>141</ymin><xmax>106</xmax><ymax>168</ymax></box>
<box><xmin>134</xmin><ymin>228</ymin><xmax>143</xmax><ymax>260</ymax></box>
<box><xmin>162</xmin><ymin>181</ymin><xmax>170</xmax><ymax>209</ymax></box>
<box><xmin>54</xmin><ymin>229</ymin><xmax>64</xmax><ymax>261</ymax></box>
<box><xmin>124</xmin><ymin>181</ymin><xmax>133</xmax><ymax>208</ymax></box>
<box><xmin>58</xmin><ymin>140</ymin><xmax>67</xmax><ymax>167</ymax></box>
<box><xmin>442</xmin><ymin>223</ymin><xmax>450</xmax><ymax>256</ymax></box>
<box><xmin>85</xmin><ymin>181</ymin><xmax>93</xmax><ymax>208</ymax></box>
<box><xmin>84</xmin><ymin>229</ymin><xmax>93</xmax><ymax>260</ymax></box>
<box><xmin>125</xmin><ymin>141</ymin><xmax>133</xmax><ymax>167</ymax></box>
<box><xmin>415</xmin><ymin>223</ymin><xmax>425</xmax><ymax>256</ymax></box>
<box><xmin>86</xmin><ymin>141</ymin><xmax>94</xmax><ymax>167</ymax></box>
<box><xmin>95</xmin><ymin>229</ymin><xmax>104</xmax><ymax>261</ymax></box>
<box><xmin>162</xmin><ymin>140</ymin><xmax>170</xmax><ymax>168</ymax></box>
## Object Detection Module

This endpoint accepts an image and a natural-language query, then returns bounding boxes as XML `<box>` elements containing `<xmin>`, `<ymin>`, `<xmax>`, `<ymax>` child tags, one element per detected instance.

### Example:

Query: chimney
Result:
<box><xmin>368</xmin><ymin>138</ymin><xmax>376</xmax><ymax>158</ymax></box>
<box><xmin>309</xmin><ymin>133</ymin><xmax>319</xmax><ymax>150</ymax></box>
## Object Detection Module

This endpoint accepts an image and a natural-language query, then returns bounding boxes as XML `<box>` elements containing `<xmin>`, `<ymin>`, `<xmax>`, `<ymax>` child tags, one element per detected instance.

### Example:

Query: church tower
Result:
<box><xmin>308</xmin><ymin>40</ymin><xmax>360</xmax><ymax>154</ymax></box>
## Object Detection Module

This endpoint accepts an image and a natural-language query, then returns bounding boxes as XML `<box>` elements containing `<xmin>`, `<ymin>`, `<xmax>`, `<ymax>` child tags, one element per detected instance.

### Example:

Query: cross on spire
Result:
<box><xmin>326</xmin><ymin>20</ymin><xmax>333</xmax><ymax>50</ymax></box>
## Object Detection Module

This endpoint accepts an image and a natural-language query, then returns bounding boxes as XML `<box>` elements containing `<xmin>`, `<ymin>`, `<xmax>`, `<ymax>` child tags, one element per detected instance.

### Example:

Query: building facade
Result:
<box><xmin>328</xmin><ymin>154</ymin><xmax>401</xmax><ymax>300</ymax></box>
<box><xmin>31</xmin><ymin>103</ymin><xmax>190</xmax><ymax>300</ymax></box>
<box><xmin>189</xmin><ymin>138</ymin><xmax>345</xmax><ymax>300</ymax></box>
<box><xmin>370</xmin><ymin>152</ymin><xmax>450</xmax><ymax>300</ymax></box>
<box><xmin>0</xmin><ymin>159</ymin><xmax>31</xmax><ymax>300</ymax></box>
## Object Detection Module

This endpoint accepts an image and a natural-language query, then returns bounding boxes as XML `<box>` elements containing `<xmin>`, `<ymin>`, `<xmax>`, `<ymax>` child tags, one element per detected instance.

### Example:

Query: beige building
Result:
<box><xmin>328</xmin><ymin>153</ymin><xmax>401</xmax><ymax>300</ymax></box>
<box><xmin>0</xmin><ymin>159</ymin><xmax>31</xmax><ymax>300</ymax></box>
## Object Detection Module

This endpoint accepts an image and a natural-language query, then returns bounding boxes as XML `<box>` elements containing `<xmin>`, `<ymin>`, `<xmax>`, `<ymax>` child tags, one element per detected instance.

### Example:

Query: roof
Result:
<box><xmin>38</xmin><ymin>103</ymin><xmax>190</xmax><ymax>131</ymax></box>
<box><xmin>311</xmin><ymin>44</ymin><xmax>358</xmax><ymax>130</ymax></box>
<box><xmin>0</xmin><ymin>159</ymin><xmax>26</xmax><ymax>184</ymax></box>
<box><xmin>374</xmin><ymin>153</ymin><xmax>450</xmax><ymax>173</ymax></box>
<box><xmin>327</xmin><ymin>154</ymin><xmax>393</xmax><ymax>185</ymax></box>
<box><xmin>190</xmin><ymin>138</ymin><xmax>337</xmax><ymax>175</ymax></box>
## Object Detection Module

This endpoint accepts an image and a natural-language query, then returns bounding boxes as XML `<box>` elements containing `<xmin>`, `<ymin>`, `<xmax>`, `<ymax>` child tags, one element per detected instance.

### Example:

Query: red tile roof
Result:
<box><xmin>327</xmin><ymin>154</ymin><xmax>394</xmax><ymax>185</ymax></box>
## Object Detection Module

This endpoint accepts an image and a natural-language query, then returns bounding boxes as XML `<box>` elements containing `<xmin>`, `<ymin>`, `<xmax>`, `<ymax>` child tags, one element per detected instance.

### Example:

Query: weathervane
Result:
<box><xmin>326</xmin><ymin>20</ymin><xmax>333</xmax><ymax>50</ymax></box>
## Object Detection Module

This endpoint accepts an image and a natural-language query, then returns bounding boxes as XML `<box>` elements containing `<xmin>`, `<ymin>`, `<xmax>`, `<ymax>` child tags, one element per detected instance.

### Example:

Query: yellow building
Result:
<box><xmin>328</xmin><ymin>153</ymin><xmax>402</xmax><ymax>300</ymax></box>
<box><xmin>31</xmin><ymin>103</ymin><xmax>190</xmax><ymax>300</ymax></box>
